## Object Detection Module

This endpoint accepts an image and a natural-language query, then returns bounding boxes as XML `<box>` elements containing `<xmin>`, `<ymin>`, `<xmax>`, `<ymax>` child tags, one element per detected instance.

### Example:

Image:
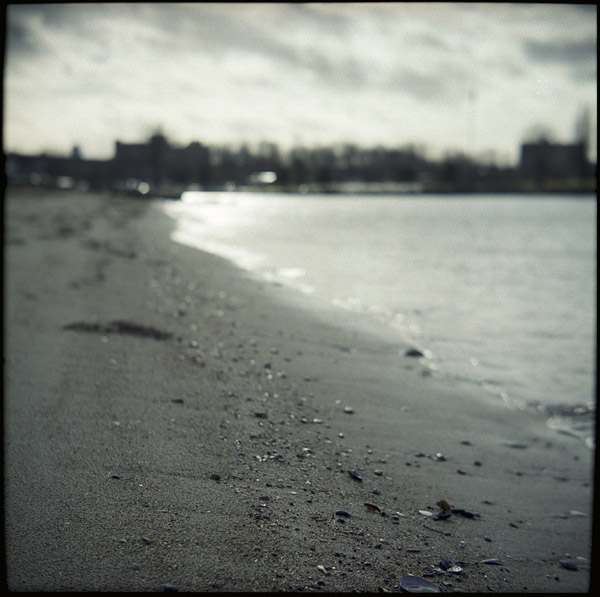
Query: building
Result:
<box><xmin>111</xmin><ymin>134</ymin><xmax>210</xmax><ymax>188</ymax></box>
<box><xmin>519</xmin><ymin>140</ymin><xmax>590</xmax><ymax>182</ymax></box>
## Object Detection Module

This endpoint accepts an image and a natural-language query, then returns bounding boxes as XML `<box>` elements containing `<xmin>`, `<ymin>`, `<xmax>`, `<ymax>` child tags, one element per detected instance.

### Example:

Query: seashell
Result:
<box><xmin>398</xmin><ymin>575</ymin><xmax>440</xmax><ymax>593</ymax></box>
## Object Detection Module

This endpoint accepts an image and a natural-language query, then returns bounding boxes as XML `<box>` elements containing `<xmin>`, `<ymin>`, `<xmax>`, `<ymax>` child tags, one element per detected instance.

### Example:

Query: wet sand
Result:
<box><xmin>4</xmin><ymin>187</ymin><xmax>595</xmax><ymax>592</ymax></box>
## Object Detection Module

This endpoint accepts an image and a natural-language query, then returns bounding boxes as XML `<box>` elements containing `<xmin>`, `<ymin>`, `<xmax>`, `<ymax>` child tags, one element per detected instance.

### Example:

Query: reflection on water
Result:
<box><xmin>164</xmin><ymin>192</ymin><xmax>596</xmax><ymax>445</ymax></box>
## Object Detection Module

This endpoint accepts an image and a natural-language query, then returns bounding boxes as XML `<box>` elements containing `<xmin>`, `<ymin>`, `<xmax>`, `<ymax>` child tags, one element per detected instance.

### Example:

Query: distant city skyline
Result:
<box><xmin>4</xmin><ymin>3</ymin><xmax>597</xmax><ymax>165</ymax></box>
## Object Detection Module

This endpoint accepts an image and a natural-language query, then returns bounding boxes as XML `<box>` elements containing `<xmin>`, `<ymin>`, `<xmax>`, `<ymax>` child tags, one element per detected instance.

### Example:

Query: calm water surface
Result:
<box><xmin>164</xmin><ymin>193</ymin><xmax>596</xmax><ymax>444</ymax></box>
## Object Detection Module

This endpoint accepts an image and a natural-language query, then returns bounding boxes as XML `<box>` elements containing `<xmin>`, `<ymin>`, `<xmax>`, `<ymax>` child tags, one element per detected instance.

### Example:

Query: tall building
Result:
<box><xmin>520</xmin><ymin>140</ymin><xmax>588</xmax><ymax>181</ymax></box>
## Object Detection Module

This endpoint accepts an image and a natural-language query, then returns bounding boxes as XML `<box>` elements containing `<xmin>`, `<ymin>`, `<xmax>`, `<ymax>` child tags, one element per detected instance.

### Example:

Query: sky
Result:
<box><xmin>4</xmin><ymin>2</ymin><xmax>597</xmax><ymax>165</ymax></box>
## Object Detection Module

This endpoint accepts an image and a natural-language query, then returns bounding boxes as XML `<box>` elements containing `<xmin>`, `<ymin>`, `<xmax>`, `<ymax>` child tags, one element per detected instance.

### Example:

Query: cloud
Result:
<box><xmin>385</xmin><ymin>60</ymin><xmax>475</xmax><ymax>104</ymax></box>
<box><xmin>522</xmin><ymin>35</ymin><xmax>597</xmax><ymax>81</ymax></box>
<box><xmin>5</xmin><ymin>20</ymin><xmax>39</xmax><ymax>57</ymax></box>
<box><xmin>4</xmin><ymin>3</ymin><xmax>596</xmax><ymax>162</ymax></box>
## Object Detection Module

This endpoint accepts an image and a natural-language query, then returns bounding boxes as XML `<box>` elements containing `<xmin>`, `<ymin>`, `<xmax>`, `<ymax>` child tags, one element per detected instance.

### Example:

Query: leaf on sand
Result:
<box><xmin>436</xmin><ymin>500</ymin><xmax>452</xmax><ymax>511</ymax></box>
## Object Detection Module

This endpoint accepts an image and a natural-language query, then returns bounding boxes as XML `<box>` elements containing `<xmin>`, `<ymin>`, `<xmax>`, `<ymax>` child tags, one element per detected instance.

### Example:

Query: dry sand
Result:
<box><xmin>3</xmin><ymin>187</ymin><xmax>595</xmax><ymax>592</ymax></box>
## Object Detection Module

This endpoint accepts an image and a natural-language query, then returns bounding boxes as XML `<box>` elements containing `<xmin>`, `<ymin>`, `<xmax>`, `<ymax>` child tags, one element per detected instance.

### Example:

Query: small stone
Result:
<box><xmin>405</xmin><ymin>348</ymin><xmax>425</xmax><ymax>358</ymax></box>
<box><xmin>254</xmin><ymin>411</ymin><xmax>268</xmax><ymax>419</ymax></box>
<box><xmin>348</xmin><ymin>469</ymin><xmax>363</xmax><ymax>482</ymax></box>
<box><xmin>439</xmin><ymin>558</ymin><xmax>456</xmax><ymax>571</ymax></box>
<box><xmin>343</xmin><ymin>406</ymin><xmax>354</xmax><ymax>414</ymax></box>
<box><xmin>481</xmin><ymin>558</ymin><xmax>503</xmax><ymax>565</ymax></box>
<box><xmin>335</xmin><ymin>510</ymin><xmax>352</xmax><ymax>517</ymax></box>
<box><xmin>161</xmin><ymin>584</ymin><xmax>179</xmax><ymax>591</ymax></box>
<box><xmin>451</xmin><ymin>508</ymin><xmax>480</xmax><ymax>519</ymax></box>
<box><xmin>141</xmin><ymin>537</ymin><xmax>153</xmax><ymax>545</ymax></box>
<box><xmin>364</xmin><ymin>503</ymin><xmax>381</xmax><ymax>512</ymax></box>
<box><xmin>560</xmin><ymin>560</ymin><xmax>579</xmax><ymax>571</ymax></box>
<box><xmin>433</xmin><ymin>510</ymin><xmax>451</xmax><ymax>520</ymax></box>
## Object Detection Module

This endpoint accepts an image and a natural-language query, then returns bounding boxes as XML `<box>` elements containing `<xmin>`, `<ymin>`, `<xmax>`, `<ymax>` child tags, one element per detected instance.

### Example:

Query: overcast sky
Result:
<box><xmin>4</xmin><ymin>2</ymin><xmax>597</xmax><ymax>164</ymax></box>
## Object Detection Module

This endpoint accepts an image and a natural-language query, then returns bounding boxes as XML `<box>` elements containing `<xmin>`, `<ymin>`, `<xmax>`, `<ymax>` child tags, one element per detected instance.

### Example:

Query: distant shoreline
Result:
<box><xmin>7</xmin><ymin>180</ymin><xmax>597</xmax><ymax>200</ymax></box>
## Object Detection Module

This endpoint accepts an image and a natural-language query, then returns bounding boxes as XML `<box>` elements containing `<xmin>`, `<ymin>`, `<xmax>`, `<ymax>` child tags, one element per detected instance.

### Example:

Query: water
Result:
<box><xmin>163</xmin><ymin>192</ymin><xmax>596</xmax><ymax>444</ymax></box>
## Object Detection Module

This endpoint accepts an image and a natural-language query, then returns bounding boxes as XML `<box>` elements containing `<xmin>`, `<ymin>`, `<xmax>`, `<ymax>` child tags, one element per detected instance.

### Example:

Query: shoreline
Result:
<box><xmin>4</xmin><ymin>187</ymin><xmax>595</xmax><ymax>592</ymax></box>
<box><xmin>165</xmin><ymin>190</ymin><xmax>596</xmax><ymax>450</ymax></box>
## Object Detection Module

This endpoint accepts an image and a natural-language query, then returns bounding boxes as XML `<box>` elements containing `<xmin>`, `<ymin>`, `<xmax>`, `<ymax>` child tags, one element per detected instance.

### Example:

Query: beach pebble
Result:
<box><xmin>559</xmin><ymin>560</ymin><xmax>579</xmax><ymax>571</ymax></box>
<box><xmin>343</xmin><ymin>406</ymin><xmax>354</xmax><ymax>414</ymax></box>
<box><xmin>451</xmin><ymin>508</ymin><xmax>480</xmax><ymax>519</ymax></box>
<box><xmin>439</xmin><ymin>558</ymin><xmax>462</xmax><ymax>573</ymax></box>
<box><xmin>348</xmin><ymin>469</ymin><xmax>363</xmax><ymax>482</ymax></box>
<box><xmin>433</xmin><ymin>510</ymin><xmax>451</xmax><ymax>520</ymax></box>
<box><xmin>364</xmin><ymin>503</ymin><xmax>381</xmax><ymax>512</ymax></box>
<box><xmin>405</xmin><ymin>348</ymin><xmax>425</xmax><ymax>358</ymax></box>
<box><xmin>335</xmin><ymin>509</ymin><xmax>352</xmax><ymax>517</ymax></box>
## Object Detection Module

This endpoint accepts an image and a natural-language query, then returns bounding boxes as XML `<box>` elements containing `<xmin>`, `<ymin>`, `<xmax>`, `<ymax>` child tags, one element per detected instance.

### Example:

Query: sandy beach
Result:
<box><xmin>4</xmin><ymin>187</ymin><xmax>595</xmax><ymax>592</ymax></box>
